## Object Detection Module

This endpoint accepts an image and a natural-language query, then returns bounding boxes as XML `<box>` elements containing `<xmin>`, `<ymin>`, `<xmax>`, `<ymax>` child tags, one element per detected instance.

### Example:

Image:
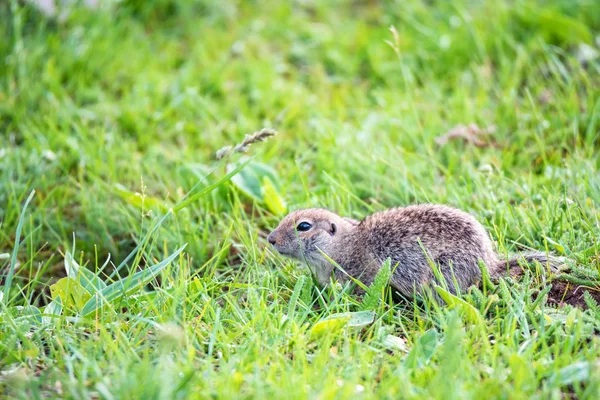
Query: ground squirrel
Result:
<box><xmin>267</xmin><ymin>205</ymin><xmax>560</xmax><ymax>298</ymax></box>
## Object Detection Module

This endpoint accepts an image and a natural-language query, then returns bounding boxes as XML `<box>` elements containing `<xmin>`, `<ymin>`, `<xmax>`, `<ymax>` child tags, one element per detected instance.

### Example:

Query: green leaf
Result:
<box><xmin>64</xmin><ymin>251</ymin><xmax>107</xmax><ymax>295</ymax></box>
<box><xmin>309</xmin><ymin>311</ymin><xmax>376</xmax><ymax>340</ymax></box>
<box><xmin>360</xmin><ymin>258</ymin><xmax>392</xmax><ymax>311</ymax></box>
<box><xmin>565</xmin><ymin>308</ymin><xmax>579</xmax><ymax>329</ymax></box>
<box><xmin>329</xmin><ymin>310</ymin><xmax>376</xmax><ymax>327</ymax></box>
<box><xmin>543</xmin><ymin>236</ymin><xmax>566</xmax><ymax>255</ymax></box>
<box><xmin>10</xmin><ymin>305</ymin><xmax>42</xmax><ymax>324</ymax></box>
<box><xmin>382</xmin><ymin>334</ymin><xmax>408</xmax><ymax>352</ymax></box>
<box><xmin>262</xmin><ymin>176</ymin><xmax>287</xmax><ymax>216</ymax></box>
<box><xmin>550</xmin><ymin>362</ymin><xmax>591</xmax><ymax>386</ymax></box>
<box><xmin>434</xmin><ymin>285</ymin><xmax>484</xmax><ymax>325</ymax></box>
<box><xmin>583</xmin><ymin>291</ymin><xmax>600</xmax><ymax>317</ymax></box>
<box><xmin>43</xmin><ymin>297</ymin><xmax>63</xmax><ymax>323</ymax></box>
<box><xmin>229</xmin><ymin>160</ymin><xmax>282</xmax><ymax>203</ymax></box>
<box><xmin>80</xmin><ymin>244</ymin><xmax>186</xmax><ymax>317</ymax></box>
<box><xmin>50</xmin><ymin>278</ymin><xmax>92</xmax><ymax>313</ymax></box>
<box><xmin>174</xmin><ymin>160</ymin><xmax>250</xmax><ymax>212</ymax></box>
<box><xmin>404</xmin><ymin>329</ymin><xmax>439</xmax><ymax>368</ymax></box>
<box><xmin>309</xmin><ymin>315</ymin><xmax>351</xmax><ymax>340</ymax></box>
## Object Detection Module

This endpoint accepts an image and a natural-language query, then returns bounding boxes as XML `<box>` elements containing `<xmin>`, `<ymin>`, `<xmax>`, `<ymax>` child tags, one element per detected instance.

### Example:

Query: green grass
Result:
<box><xmin>1</xmin><ymin>0</ymin><xmax>600</xmax><ymax>398</ymax></box>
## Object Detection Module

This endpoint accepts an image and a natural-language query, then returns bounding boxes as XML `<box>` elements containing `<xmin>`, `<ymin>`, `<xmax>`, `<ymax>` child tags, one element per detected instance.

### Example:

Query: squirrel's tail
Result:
<box><xmin>491</xmin><ymin>252</ymin><xmax>565</xmax><ymax>280</ymax></box>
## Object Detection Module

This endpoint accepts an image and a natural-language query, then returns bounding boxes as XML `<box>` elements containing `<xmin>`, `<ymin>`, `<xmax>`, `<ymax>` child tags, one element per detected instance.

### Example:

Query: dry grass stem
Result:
<box><xmin>216</xmin><ymin>128</ymin><xmax>278</xmax><ymax>160</ymax></box>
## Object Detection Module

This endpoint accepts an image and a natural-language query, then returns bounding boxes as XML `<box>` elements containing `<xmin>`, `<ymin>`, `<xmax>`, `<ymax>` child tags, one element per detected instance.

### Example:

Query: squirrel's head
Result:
<box><xmin>267</xmin><ymin>209</ymin><xmax>358</xmax><ymax>280</ymax></box>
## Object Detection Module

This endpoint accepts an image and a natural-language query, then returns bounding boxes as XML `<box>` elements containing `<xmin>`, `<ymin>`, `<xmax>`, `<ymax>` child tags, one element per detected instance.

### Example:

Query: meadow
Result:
<box><xmin>1</xmin><ymin>0</ymin><xmax>600</xmax><ymax>398</ymax></box>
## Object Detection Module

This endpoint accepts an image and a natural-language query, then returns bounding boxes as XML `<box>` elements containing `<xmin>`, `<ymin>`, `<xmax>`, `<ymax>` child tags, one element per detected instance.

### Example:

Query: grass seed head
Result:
<box><xmin>216</xmin><ymin>128</ymin><xmax>278</xmax><ymax>160</ymax></box>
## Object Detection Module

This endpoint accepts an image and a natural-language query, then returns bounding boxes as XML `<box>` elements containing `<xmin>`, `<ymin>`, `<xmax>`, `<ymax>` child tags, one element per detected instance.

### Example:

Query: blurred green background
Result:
<box><xmin>1</xmin><ymin>0</ymin><xmax>600</xmax><ymax>397</ymax></box>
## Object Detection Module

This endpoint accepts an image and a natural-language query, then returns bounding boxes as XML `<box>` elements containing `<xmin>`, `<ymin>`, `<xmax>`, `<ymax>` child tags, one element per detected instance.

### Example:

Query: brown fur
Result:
<box><xmin>267</xmin><ymin>205</ymin><xmax>561</xmax><ymax>298</ymax></box>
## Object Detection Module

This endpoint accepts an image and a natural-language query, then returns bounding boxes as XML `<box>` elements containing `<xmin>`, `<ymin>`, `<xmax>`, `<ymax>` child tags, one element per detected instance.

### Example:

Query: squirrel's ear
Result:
<box><xmin>329</xmin><ymin>222</ymin><xmax>337</xmax><ymax>236</ymax></box>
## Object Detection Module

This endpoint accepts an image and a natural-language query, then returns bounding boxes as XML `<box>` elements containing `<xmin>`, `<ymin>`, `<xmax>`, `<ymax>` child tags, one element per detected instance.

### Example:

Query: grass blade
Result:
<box><xmin>172</xmin><ymin>158</ymin><xmax>250</xmax><ymax>213</ymax></box>
<box><xmin>65</xmin><ymin>251</ymin><xmax>107</xmax><ymax>294</ymax></box>
<box><xmin>3</xmin><ymin>190</ymin><xmax>35</xmax><ymax>300</ymax></box>
<box><xmin>81</xmin><ymin>244</ymin><xmax>187</xmax><ymax>317</ymax></box>
<box><xmin>109</xmin><ymin>159</ymin><xmax>248</xmax><ymax>279</ymax></box>
<box><xmin>434</xmin><ymin>285</ymin><xmax>484</xmax><ymax>325</ymax></box>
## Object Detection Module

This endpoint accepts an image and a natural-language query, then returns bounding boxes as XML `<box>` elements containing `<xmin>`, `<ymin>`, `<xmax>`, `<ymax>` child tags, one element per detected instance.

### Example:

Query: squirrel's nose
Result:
<box><xmin>267</xmin><ymin>233</ymin><xmax>276</xmax><ymax>245</ymax></box>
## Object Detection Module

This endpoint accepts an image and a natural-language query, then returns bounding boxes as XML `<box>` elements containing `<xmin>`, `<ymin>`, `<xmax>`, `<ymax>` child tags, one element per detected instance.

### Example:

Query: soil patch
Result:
<box><xmin>547</xmin><ymin>280</ymin><xmax>600</xmax><ymax>308</ymax></box>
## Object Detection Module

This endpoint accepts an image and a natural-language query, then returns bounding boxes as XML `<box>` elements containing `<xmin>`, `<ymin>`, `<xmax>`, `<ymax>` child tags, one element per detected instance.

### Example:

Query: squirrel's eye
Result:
<box><xmin>296</xmin><ymin>222</ymin><xmax>312</xmax><ymax>232</ymax></box>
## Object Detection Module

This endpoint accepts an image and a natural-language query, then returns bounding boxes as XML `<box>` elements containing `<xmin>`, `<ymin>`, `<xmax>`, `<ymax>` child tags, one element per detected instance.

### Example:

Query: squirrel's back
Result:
<box><xmin>358</xmin><ymin>204</ymin><xmax>498</xmax><ymax>296</ymax></box>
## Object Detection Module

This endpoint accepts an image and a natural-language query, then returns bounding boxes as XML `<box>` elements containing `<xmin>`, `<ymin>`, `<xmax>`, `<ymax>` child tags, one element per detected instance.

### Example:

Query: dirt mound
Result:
<box><xmin>547</xmin><ymin>281</ymin><xmax>600</xmax><ymax>308</ymax></box>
